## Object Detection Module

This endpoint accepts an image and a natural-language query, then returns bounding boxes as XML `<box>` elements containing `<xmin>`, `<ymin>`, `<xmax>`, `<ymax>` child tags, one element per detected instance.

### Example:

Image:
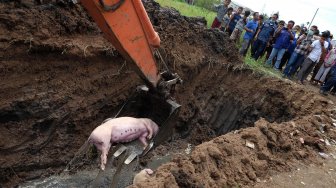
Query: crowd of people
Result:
<box><xmin>212</xmin><ymin>0</ymin><xmax>336</xmax><ymax>96</ymax></box>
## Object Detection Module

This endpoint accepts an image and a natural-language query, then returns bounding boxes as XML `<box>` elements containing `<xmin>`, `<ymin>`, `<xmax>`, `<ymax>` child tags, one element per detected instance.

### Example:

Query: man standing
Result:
<box><xmin>252</xmin><ymin>14</ymin><xmax>278</xmax><ymax>60</ymax></box>
<box><xmin>314</xmin><ymin>47</ymin><xmax>336</xmax><ymax>84</ymax></box>
<box><xmin>230</xmin><ymin>10</ymin><xmax>251</xmax><ymax>43</ymax></box>
<box><xmin>311</xmin><ymin>30</ymin><xmax>333</xmax><ymax>83</ymax></box>
<box><xmin>297</xmin><ymin>32</ymin><xmax>329</xmax><ymax>84</ymax></box>
<box><xmin>279</xmin><ymin>36</ymin><xmax>297</xmax><ymax>70</ymax></box>
<box><xmin>283</xmin><ymin>28</ymin><xmax>314</xmax><ymax>78</ymax></box>
<box><xmin>220</xmin><ymin>7</ymin><xmax>233</xmax><ymax>32</ymax></box>
<box><xmin>320</xmin><ymin>64</ymin><xmax>336</xmax><ymax>95</ymax></box>
<box><xmin>226</xmin><ymin>6</ymin><xmax>243</xmax><ymax>35</ymax></box>
<box><xmin>211</xmin><ymin>0</ymin><xmax>232</xmax><ymax>29</ymax></box>
<box><xmin>265</xmin><ymin>20</ymin><xmax>295</xmax><ymax>70</ymax></box>
<box><xmin>240</xmin><ymin>12</ymin><xmax>259</xmax><ymax>56</ymax></box>
<box><xmin>278</xmin><ymin>25</ymin><xmax>301</xmax><ymax>70</ymax></box>
<box><xmin>264</xmin><ymin>20</ymin><xmax>284</xmax><ymax>61</ymax></box>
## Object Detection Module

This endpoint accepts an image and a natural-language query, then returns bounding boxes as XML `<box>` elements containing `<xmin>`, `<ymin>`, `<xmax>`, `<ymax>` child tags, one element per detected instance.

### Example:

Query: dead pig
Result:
<box><xmin>88</xmin><ymin>117</ymin><xmax>159</xmax><ymax>170</ymax></box>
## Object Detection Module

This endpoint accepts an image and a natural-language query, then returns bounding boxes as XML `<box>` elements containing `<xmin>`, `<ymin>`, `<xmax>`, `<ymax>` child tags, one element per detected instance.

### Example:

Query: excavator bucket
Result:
<box><xmin>87</xmin><ymin>85</ymin><xmax>181</xmax><ymax>187</ymax></box>
<box><xmin>63</xmin><ymin>85</ymin><xmax>179</xmax><ymax>171</ymax></box>
<box><xmin>112</xmin><ymin>85</ymin><xmax>181</xmax><ymax>160</ymax></box>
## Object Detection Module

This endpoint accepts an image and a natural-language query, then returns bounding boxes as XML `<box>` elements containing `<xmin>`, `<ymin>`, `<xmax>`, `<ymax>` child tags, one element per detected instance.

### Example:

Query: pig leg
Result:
<box><xmin>143</xmin><ymin>123</ymin><xmax>153</xmax><ymax>139</ymax></box>
<box><xmin>88</xmin><ymin>138</ymin><xmax>107</xmax><ymax>170</ymax></box>
<box><xmin>138</xmin><ymin>133</ymin><xmax>148</xmax><ymax>149</ymax></box>
<box><xmin>100</xmin><ymin>143</ymin><xmax>111</xmax><ymax>170</ymax></box>
<box><xmin>100</xmin><ymin>151</ymin><xmax>107</xmax><ymax>170</ymax></box>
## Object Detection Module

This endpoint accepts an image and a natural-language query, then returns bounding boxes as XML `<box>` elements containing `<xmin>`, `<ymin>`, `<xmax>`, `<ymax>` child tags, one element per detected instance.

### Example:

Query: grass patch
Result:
<box><xmin>244</xmin><ymin>55</ymin><xmax>283</xmax><ymax>79</ymax></box>
<box><xmin>155</xmin><ymin>0</ymin><xmax>216</xmax><ymax>28</ymax></box>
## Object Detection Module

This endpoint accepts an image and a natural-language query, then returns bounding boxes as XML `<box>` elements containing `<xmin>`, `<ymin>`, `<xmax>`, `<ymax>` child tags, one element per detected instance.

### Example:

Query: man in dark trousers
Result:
<box><xmin>265</xmin><ymin>20</ymin><xmax>295</xmax><ymax>70</ymax></box>
<box><xmin>320</xmin><ymin>64</ymin><xmax>336</xmax><ymax>95</ymax></box>
<box><xmin>297</xmin><ymin>31</ymin><xmax>329</xmax><ymax>84</ymax></box>
<box><xmin>251</xmin><ymin>14</ymin><xmax>278</xmax><ymax>60</ymax></box>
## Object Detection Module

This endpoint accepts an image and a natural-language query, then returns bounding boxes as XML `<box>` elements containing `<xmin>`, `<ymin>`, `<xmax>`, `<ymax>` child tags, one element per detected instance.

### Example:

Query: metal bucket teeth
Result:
<box><xmin>124</xmin><ymin>152</ymin><xmax>138</xmax><ymax>164</ymax></box>
<box><xmin>113</xmin><ymin>145</ymin><xmax>127</xmax><ymax>157</ymax></box>
<box><xmin>141</xmin><ymin>141</ymin><xmax>154</xmax><ymax>157</ymax></box>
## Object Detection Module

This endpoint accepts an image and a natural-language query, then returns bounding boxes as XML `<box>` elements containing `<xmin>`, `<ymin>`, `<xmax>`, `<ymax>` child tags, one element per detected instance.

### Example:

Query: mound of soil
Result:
<box><xmin>134</xmin><ymin>115</ymin><xmax>336</xmax><ymax>187</ymax></box>
<box><xmin>1</xmin><ymin>0</ymin><xmax>336</xmax><ymax>187</ymax></box>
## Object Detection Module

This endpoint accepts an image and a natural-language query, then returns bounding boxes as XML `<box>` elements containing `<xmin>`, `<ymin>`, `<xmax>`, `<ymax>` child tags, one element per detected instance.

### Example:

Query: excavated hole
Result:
<box><xmin>174</xmin><ymin>80</ymin><xmax>296</xmax><ymax>146</ymax></box>
<box><xmin>209</xmin><ymin>94</ymin><xmax>294</xmax><ymax>136</ymax></box>
<box><xmin>0</xmin><ymin>46</ymin><xmax>297</xmax><ymax>187</ymax></box>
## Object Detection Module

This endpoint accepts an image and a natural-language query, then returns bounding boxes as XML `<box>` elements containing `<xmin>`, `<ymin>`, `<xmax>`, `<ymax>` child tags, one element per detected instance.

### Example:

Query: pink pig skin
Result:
<box><xmin>88</xmin><ymin>117</ymin><xmax>159</xmax><ymax>170</ymax></box>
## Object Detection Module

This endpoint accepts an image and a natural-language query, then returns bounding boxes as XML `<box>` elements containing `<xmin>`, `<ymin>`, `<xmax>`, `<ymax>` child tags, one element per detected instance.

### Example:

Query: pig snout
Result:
<box><xmin>133</xmin><ymin>168</ymin><xmax>154</xmax><ymax>185</ymax></box>
<box><xmin>144</xmin><ymin>168</ymin><xmax>154</xmax><ymax>175</ymax></box>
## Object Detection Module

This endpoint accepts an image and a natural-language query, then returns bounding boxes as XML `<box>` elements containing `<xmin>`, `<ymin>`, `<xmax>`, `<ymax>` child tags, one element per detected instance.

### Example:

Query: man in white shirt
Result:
<box><xmin>297</xmin><ymin>32</ymin><xmax>329</xmax><ymax>84</ymax></box>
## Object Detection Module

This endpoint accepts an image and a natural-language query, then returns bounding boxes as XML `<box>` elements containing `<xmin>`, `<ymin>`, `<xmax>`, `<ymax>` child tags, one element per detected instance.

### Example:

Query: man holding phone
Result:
<box><xmin>265</xmin><ymin>20</ymin><xmax>295</xmax><ymax>69</ymax></box>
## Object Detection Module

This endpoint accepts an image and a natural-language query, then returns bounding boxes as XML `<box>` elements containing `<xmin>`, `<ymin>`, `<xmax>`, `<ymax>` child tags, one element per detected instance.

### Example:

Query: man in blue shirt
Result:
<box><xmin>279</xmin><ymin>34</ymin><xmax>298</xmax><ymax>70</ymax></box>
<box><xmin>251</xmin><ymin>14</ymin><xmax>278</xmax><ymax>60</ymax></box>
<box><xmin>240</xmin><ymin>12</ymin><xmax>259</xmax><ymax>56</ymax></box>
<box><xmin>265</xmin><ymin>20</ymin><xmax>295</xmax><ymax>70</ymax></box>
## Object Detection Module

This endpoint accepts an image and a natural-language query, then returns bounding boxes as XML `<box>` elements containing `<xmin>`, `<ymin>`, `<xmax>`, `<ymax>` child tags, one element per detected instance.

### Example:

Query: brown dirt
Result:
<box><xmin>1</xmin><ymin>1</ymin><xmax>336</xmax><ymax>187</ymax></box>
<box><xmin>254</xmin><ymin>147</ymin><xmax>336</xmax><ymax>188</ymax></box>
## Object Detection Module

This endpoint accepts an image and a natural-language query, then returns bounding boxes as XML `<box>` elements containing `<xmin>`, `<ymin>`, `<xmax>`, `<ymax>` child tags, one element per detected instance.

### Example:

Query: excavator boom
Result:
<box><xmin>80</xmin><ymin>0</ymin><xmax>161</xmax><ymax>88</ymax></box>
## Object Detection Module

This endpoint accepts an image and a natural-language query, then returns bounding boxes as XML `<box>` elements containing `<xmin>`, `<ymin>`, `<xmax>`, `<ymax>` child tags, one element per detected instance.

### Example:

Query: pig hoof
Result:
<box><xmin>143</xmin><ymin>144</ymin><xmax>148</xmax><ymax>150</ymax></box>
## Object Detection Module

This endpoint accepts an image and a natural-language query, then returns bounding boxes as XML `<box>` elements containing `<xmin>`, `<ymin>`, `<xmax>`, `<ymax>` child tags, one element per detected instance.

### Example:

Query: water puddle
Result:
<box><xmin>19</xmin><ymin>154</ymin><xmax>173</xmax><ymax>188</ymax></box>
<box><xmin>19</xmin><ymin>169</ymin><xmax>100</xmax><ymax>188</ymax></box>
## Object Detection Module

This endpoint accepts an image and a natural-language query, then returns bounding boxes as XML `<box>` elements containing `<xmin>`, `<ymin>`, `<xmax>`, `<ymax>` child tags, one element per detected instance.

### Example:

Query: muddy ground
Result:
<box><xmin>0</xmin><ymin>0</ymin><xmax>336</xmax><ymax>187</ymax></box>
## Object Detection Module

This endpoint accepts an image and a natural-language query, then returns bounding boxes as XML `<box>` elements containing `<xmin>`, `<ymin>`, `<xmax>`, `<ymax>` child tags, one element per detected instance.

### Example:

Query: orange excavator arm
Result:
<box><xmin>66</xmin><ymin>0</ymin><xmax>182</xmax><ymax>174</ymax></box>
<box><xmin>77</xmin><ymin>0</ymin><xmax>182</xmax><ymax>152</ymax></box>
<box><xmin>77</xmin><ymin>0</ymin><xmax>165</xmax><ymax>89</ymax></box>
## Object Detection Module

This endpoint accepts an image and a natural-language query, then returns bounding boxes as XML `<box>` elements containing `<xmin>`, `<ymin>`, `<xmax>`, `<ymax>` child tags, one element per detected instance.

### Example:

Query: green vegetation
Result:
<box><xmin>155</xmin><ymin>0</ymin><xmax>284</xmax><ymax>78</ymax></box>
<box><xmin>193</xmin><ymin>0</ymin><xmax>221</xmax><ymax>10</ymax></box>
<box><xmin>244</xmin><ymin>55</ymin><xmax>283</xmax><ymax>79</ymax></box>
<box><xmin>155</xmin><ymin>0</ymin><xmax>216</xmax><ymax>28</ymax></box>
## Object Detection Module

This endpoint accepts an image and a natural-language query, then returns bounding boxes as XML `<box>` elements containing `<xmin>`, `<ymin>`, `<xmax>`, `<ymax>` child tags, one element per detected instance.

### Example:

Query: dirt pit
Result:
<box><xmin>1</xmin><ymin>1</ymin><xmax>336</xmax><ymax>187</ymax></box>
